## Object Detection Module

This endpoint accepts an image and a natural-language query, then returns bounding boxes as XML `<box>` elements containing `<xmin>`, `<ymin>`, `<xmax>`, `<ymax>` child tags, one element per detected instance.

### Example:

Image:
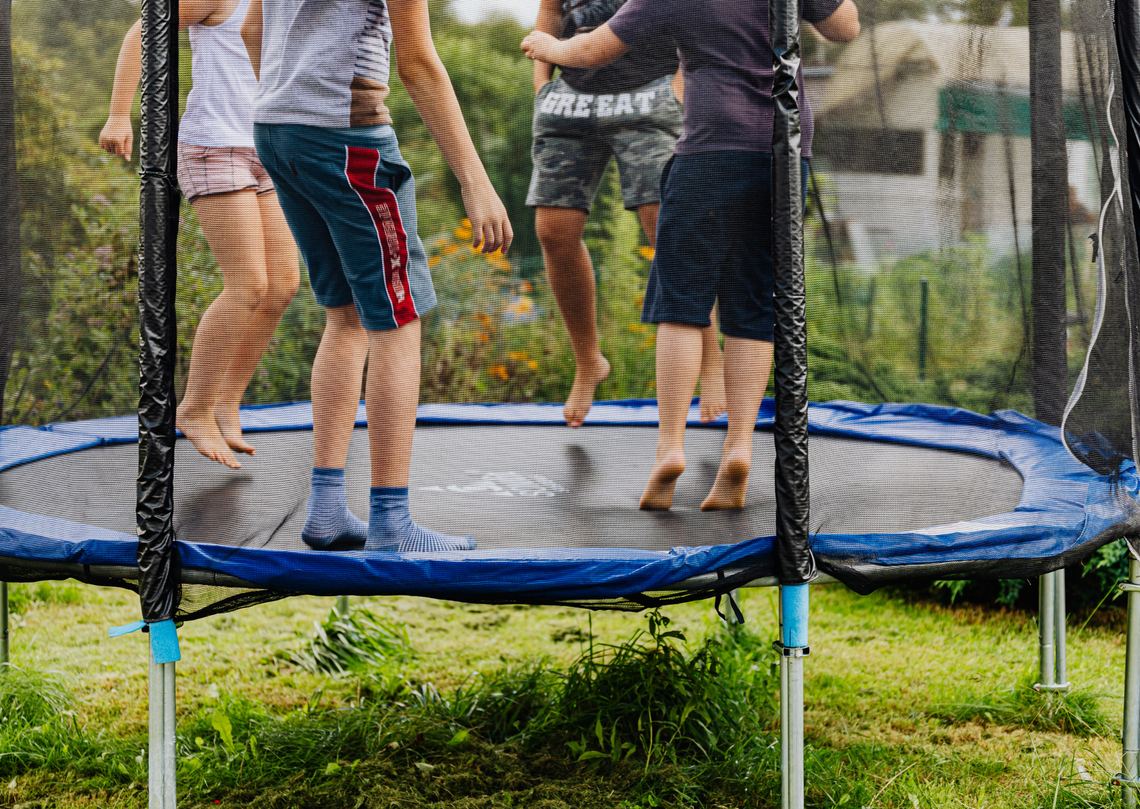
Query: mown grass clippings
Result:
<box><xmin>930</xmin><ymin>674</ymin><xmax>1108</xmax><ymax>737</ymax></box>
<box><xmin>286</xmin><ymin>604</ymin><xmax>414</xmax><ymax>678</ymax></box>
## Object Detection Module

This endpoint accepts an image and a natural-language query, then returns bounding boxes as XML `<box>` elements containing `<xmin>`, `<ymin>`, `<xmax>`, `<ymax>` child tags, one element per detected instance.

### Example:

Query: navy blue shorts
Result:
<box><xmin>254</xmin><ymin>123</ymin><xmax>435</xmax><ymax>331</ymax></box>
<box><xmin>641</xmin><ymin>152</ymin><xmax>808</xmax><ymax>343</ymax></box>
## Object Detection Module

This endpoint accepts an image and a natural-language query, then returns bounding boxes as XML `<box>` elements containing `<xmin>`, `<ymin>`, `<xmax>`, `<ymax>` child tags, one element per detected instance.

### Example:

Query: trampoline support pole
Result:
<box><xmin>336</xmin><ymin>595</ymin><xmax>350</xmax><ymax>616</ymax></box>
<box><xmin>1</xmin><ymin>581</ymin><xmax>8</xmax><ymax>670</ymax></box>
<box><xmin>1035</xmin><ymin>570</ymin><xmax>1070</xmax><ymax>692</ymax></box>
<box><xmin>779</xmin><ymin>584</ymin><xmax>809</xmax><ymax>809</ymax></box>
<box><xmin>1038</xmin><ymin>571</ymin><xmax>1057</xmax><ymax>688</ymax></box>
<box><xmin>148</xmin><ymin>651</ymin><xmax>177</xmax><ymax>809</ymax></box>
<box><xmin>1056</xmin><ymin>569</ymin><xmax>1067</xmax><ymax>687</ymax></box>
<box><xmin>1116</xmin><ymin>557</ymin><xmax>1140</xmax><ymax>803</ymax></box>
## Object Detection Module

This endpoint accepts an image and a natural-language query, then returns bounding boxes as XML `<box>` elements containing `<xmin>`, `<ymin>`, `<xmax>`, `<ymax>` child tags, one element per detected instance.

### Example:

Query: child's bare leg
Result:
<box><xmin>537</xmin><ymin>206</ymin><xmax>610</xmax><ymax>428</ymax></box>
<box><xmin>301</xmin><ymin>304</ymin><xmax>369</xmax><ymax>549</ymax></box>
<box><xmin>640</xmin><ymin>323</ymin><xmax>703</xmax><ymax>510</ymax></box>
<box><xmin>363</xmin><ymin>319</ymin><xmax>474</xmax><ymax>552</ymax></box>
<box><xmin>177</xmin><ymin>190</ymin><xmax>271</xmax><ymax>469</ymax></box>
<box><xmin>213</xmin><ymin>191</ymin><xmax>301</xmax><ymax>455</ymax></box>
<box><xmin>698</xmin><ymin>310</ymin><xmax>727</xmax><ymax>423</ymax></box>
<box><xmin>701</xmin><ymin>336</ymin><xmax>774</xmax><ymax>511</ymax></box>
<box><xmin>637</xmin><ymin>203</ymin><xmax>725</xmax><ymax>424</ymax></box>
<box><xmin>311</xmin><ymin>304</ymin><xmax>369</xmax><ymax>470</ymax></box>
<box><xmin>363</xmin><ymin>319</ymin><xmax>421</xmax><ymax>489</ymax></box>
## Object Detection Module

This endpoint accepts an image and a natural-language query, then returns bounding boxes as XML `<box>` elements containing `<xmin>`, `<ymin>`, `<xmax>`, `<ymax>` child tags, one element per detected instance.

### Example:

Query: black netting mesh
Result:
<box><xmin>2</xmin><ymin>0</ymin><xmax>1139</xmax><ymax>620</ymax></box>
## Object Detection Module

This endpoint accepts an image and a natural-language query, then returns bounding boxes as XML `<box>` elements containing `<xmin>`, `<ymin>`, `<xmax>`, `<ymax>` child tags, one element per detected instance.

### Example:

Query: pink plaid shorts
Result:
<box><xmin>176</xmin><ymin>143</ymin><xmax>275</xmax><ymax>202</ymax></box>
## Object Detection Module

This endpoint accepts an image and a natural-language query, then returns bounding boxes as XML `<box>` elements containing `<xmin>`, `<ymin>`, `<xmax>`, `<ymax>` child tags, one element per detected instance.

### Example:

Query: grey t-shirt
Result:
<box><xmin>558</xmin><ymin>0</ymin><xmax>679</xmax><ymax>95</ymax></box>
<box><xmin>608</xmin><ymin>0</ymin><xmax>843</xmax><ymax>156</ymax></box>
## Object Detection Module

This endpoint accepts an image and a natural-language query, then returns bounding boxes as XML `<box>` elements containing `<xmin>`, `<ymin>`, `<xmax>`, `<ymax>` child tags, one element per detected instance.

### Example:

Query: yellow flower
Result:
<box><xmin>455</xmin><ymin>218</ymin><xmax>473</xmax><ymax>241</ymax></box>
<box><xmin>527</xmin><ymin>360</ymin><xmax>539</xmax><ymax>371</ymax></box>
<box><xmin>443</xmin><ymin>243</ymin><xmax>459</xmax><ymax>256</ymax></box>
<box><xmin>509</xmin><ymin>351</ymin><xmax>528</xmax><ymax>362</ymax></box>
<box><xmin>490</xmin><ymin>364</ymin><xmax>510</xmax><ymax>381</ymax></box>
<box><xmin>520</xmin><ymin>280</ymin><xmax>534</xmax><ymax>293</ymax></box>
<box><xmin>428</xmin><ymin>255</ymin><xmax>441</xmax><ymax>267</ymax></box>
<box><xmin>505</xmin><ymin>296</ymin><xmax>536</xmax><ymax>317</ymax></box>
<box><xmin>637</xmin><ymin>246</ymin><xmax>655</xmax><ymax>261</ymax></box>
<box><xmin>627</xmin><ymin>323</ymin><xmax>648</xmax><ymax>333</ymax></box>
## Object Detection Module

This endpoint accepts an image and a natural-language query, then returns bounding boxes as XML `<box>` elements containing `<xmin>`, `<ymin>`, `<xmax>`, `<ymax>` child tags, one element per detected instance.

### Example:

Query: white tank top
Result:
<box><xmin>179</xmin><ymin>0</ymin><xmax>257</xmax><ymax>147</ymax></box>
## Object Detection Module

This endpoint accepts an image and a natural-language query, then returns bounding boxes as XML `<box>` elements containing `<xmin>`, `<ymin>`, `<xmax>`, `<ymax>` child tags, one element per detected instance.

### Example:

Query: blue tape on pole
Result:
<box><xmin>781</xmin><ymin>583</ymin><xmax>809</xmax><ymax>648</ymax></box>
<box><xmin>108</xmin><ymin>619</ymin><xmax>146</xmax><ymax>639</ymax></box>
<box><xmin>148</xmin><ymin>619</ymin><xmax>181</xmax><ymax>664</ymax></box>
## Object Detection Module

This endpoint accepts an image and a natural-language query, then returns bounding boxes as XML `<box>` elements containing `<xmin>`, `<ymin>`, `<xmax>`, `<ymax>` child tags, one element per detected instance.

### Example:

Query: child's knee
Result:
<box><xmin>266</xmin><ymin>270</ymin><xmax>300</xmax><ymax>312</ymax></box>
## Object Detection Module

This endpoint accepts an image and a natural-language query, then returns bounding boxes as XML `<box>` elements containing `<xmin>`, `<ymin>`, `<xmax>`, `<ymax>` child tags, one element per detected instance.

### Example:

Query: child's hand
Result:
<box><xmin>99</xmin><ymin>116</ymin><xmax>134</xmax><ymax>160</ymax></box>
<box><xmin>521</xmin><ymin>30</ymin><xmax>561</xmax><ymax>64</ymax></box>
<box><xmin>461</xmin><ymin>182</ymin><xmax>514</xmax><ymax>256</ymax></box>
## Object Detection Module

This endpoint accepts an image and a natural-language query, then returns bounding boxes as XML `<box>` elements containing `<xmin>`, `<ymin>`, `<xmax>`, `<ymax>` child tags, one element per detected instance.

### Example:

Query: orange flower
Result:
<box><xmin>477</xmin><ymin>332</ymin><xmax>490</xmax><ymax>342</ymax></box>
<box><xmin>520</xmin><ymin>280</ymin><xmax>534</xmax><ymax>293</ymax></box>
<box><xmin>490</xmin><ymin>364</ymin><xmax>509</xmax><ymax>381</ymax></box>
<box><xmin>509</xmin><ymin>351</ymin><xmax>528</xmax><ymax>362</ymax></box>
<box><xmin>428</xmin><ymin>255</ymin><xmax>441</xmax><ymax>267</ymax></box>
<box><xmin>527</xmin><ymin>360</ymin><xmax>539</xmax><ymax>371</ymax></box>
<box><xmin>455</xmin><ymin>219</ymin><xmax>473</xmax><ymax>241</ymax></box>
<box><xmin>637</xmin><ymin>246</ymin><xmax>655</xmax><ymax>261</ymax></box>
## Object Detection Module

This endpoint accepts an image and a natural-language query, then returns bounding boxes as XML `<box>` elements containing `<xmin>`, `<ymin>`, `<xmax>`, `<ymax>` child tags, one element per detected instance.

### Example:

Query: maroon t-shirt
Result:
<box><xmin>608</xmin><ymin>0</ymin><xmax>843</xmax><ymax>156</ymax></box>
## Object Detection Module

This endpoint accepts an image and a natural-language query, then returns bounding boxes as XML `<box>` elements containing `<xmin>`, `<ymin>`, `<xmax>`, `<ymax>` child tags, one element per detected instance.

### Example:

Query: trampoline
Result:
<box><xmin>2</xmin><ymin>399</ymin><xmax>1137</xmax><ymax>617</ymax></box>
<box><xmin>7</xmin><ymin>0</ymin><xmax>1140</xmax><ymax>805</ymax></box>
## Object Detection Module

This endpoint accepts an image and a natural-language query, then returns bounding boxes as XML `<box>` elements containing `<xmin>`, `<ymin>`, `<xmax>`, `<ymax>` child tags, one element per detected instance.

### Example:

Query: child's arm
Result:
<box><xmin>99</xmin><ymin>19</ymin><xmax>143</xmax><ymax>159</ymax></box>
<box><xmin>240</xmin><ymin>0</ymin><xmax>263</xmax><ymax>80</ymax></box>
<box><xmin>521</xmin><ymin>25</ymin><xmax>629</xmax><ymax>71</ymax></box>
<box><xmin>389</xmin><ymin>0</ymin><xmax>513</xmax><ymax>255</ymax></box>
<box><xmin>812</xmin><ymin>0</ymin><xmax>860</xmax><ymax>43</ymax></box>
<box><xmin>98</xmin><ymin>0</ymin><xmax>234</xmax><ymax>160</ymax></box>
<box><xmin>532</xmin><ymin>0</ymin><xmax>561</xmax><ymax>93</ymax></box>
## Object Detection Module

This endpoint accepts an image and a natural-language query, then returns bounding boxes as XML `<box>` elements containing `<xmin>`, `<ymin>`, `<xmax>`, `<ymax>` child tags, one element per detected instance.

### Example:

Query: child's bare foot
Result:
<box><xmin>639</xmin><ymin>451</ymin><xmax>686</xmax><ymax>510</ymax></box>
<box><xmin>177</xmin><ymin>406</ymin><xmax>241</xmax><ymax>469</ymax></box>
<box><xmin>564</xmin><ymin>356</ymin><xmax>611</xmax><ymax>428</ymax></box>
<box><xmin>701</xmin><ymin>450</ymin><xmax>751</xmax><ymax>511</ymax></box>
<box><xmin>698</xmin><ymin>371</ymin><xmax>727</xmax><ymax>423</ymax></box>
<box><xmin>215</xmin><ymin>408</ymin><xmax>255</xmax><ymax>456</ymax></box>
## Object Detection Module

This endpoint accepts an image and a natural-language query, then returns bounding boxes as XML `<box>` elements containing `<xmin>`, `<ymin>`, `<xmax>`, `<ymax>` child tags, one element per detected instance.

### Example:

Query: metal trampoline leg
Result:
<box><xmin>1036</xmin><ymin>570</ymin><xmax>1070</xmax><ymax>692</ymax></box>
<box><xmin>1116</xmin><ymin>557</ymin><xmax>1140</xmax><ymax>804</ymax></box>
<box><xmin>336</xmin><ymin>595</ymin><xmax>350</xmax><ymax>616</ymax></box>
<box><xmin>1055</xmin><ymin>568</ymin><xmax>1067</xmax><ymax>688</ymax></box>
<box><xmin>164</xmin><ymin>661</ymin><xmax>176</xmax><ymax>809</ymax></box>
<box><xmin>1</xmin><ymin>581</ymin><xmax>8</xmax><ymax>670</ymax></box>
<box><xmin>149</xmin><ymin>651</ymin><xmax>163</xmax><ymax>808</ymax></box>
<box><xmin>1038</xmin><ymin>571</ymin><xmax>1056</xmax><ymax>689</ymax></box>
<box><xmin>779</xmin><ymin>584</ymin><xmax>809</xmax><ymax>809</ymax></box>
<box><xmin>149</xmin><ymin>652</ymin><xmax>177</xmax><ymax>809</ymax></box>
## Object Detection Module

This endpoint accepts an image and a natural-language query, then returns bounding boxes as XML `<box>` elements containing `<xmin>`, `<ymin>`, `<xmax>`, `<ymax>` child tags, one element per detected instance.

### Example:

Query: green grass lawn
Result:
<box><xmin>0</xmin><ymin>579</ymin><xmax>1129</xmax><ymax>808</ymax></box>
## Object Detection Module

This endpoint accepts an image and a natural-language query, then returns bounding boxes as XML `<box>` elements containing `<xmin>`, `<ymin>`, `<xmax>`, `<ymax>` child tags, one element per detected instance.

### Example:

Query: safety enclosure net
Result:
<box><xmin>2</xmin><ymin>0</ymin><xmax>1139</xmax><ymax>622</ymax></box>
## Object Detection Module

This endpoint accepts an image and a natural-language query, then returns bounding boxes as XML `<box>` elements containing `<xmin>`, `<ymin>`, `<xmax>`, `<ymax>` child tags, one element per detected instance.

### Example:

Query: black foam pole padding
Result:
<box><xmin>0</xmin><ymin>0</ymin><xmax>19</xmax><ymax>427</ymax></box>
<box><xmin>1116</xmin><ymin>0</ymin><xmax>1140</xmax><ymax>460</ymax></box>
<box><xmin>137</xmin><ymin>0</ymin><xmax>180</xmax><ymax>624</ymax></box>
<box><xmin>1029</xmin><ymin>0</ymin><xmax>1069</xmax><ymax>428</ymax></box>
<box><xmin>770</xmin><ymin>0</ymin><xmax>815</xmax><ymax>585</ymax></box>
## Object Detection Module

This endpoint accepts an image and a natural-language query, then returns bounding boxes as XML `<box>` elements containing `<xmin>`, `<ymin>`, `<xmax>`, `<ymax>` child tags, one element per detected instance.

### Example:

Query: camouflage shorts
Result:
<box><xmin>526</xmin><ymin>74</ymin><xmax>683</xmax><ymax>212</ymax></box>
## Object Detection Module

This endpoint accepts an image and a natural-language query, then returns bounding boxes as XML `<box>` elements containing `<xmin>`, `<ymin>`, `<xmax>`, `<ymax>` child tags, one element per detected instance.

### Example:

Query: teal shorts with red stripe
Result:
<box><xmin>254</xmin><ymin>123</ymin><xmax>435</xmax><ymax>330</ymax></box>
